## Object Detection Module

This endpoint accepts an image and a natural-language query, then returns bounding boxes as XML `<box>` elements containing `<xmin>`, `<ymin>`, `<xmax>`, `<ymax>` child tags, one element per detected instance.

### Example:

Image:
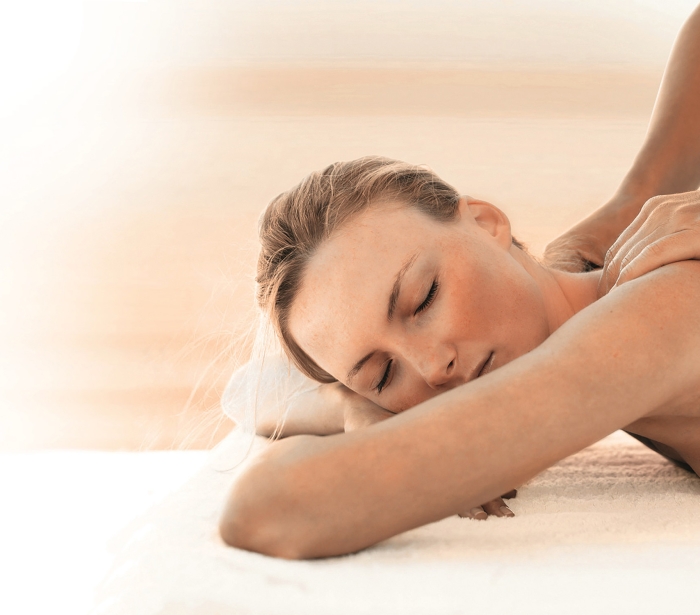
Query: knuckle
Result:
<box><xmin>678</xmin><ymin>205</ymin><xmax>700</xmax><ymax>226</ymax></box>
<box><xmin>604</xmin><ymin>244</ymin><xmax>621</xmax><ymax>267</ymax></box>
<box><xmin>643</xmin><ymin>195</ymin><xmax>664</xmax><ymax>211</ymax></box>
<box><xmin>619</xmin><ymin>253</ymin><xmax>635</xmax><ymax>269</ymax></box>
<box><xmin>643</xmin><ymin>241</ymin><xmax>664</xmax><ymax>258</ymax></box>
<box><xmin>604</xmin><ymin>255</ymin><xmax>620</xmax><ymax>276</ymax></box>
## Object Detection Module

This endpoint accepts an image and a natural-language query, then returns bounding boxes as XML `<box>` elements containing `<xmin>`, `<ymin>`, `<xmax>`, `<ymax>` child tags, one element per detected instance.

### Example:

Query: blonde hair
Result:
<box><xmin>256</xmin><ymin>155</ymin><xmax>521</xmax><ymax>383</ymax></box>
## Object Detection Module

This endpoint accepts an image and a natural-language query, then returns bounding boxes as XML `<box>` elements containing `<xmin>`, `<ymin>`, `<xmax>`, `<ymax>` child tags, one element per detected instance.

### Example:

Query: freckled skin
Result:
<box><xmin>289</xmin><ymin>197</ymin><xmax>581</xmax><ymax>413</ymax></box>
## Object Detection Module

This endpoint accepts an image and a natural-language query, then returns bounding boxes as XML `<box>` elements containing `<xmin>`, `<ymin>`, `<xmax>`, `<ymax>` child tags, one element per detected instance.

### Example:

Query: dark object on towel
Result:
<box><xmin>624</xmin><ymin>431</ymin><xmax>696</xmax><ymax>474</ymax></box>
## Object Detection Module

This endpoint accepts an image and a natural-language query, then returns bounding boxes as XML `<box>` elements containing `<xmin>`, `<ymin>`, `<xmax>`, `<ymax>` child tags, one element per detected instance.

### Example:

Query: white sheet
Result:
<box><xmin>0</xmin><ymin>450</ymin><xmax>208</xmax><ymax>615</ymax></box>
<box><xmin>98</xmin><ymin>431</ymin><xmax>700</xmax><ymax>614</ymax></box>
<box><xmin>3</xmin><ymin>432</ymin><xmax>699</xmax><ymax>615</ymax></box>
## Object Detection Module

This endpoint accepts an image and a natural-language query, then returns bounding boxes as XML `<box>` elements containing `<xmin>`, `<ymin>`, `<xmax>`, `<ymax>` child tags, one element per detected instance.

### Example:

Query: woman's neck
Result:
<box><xmin>511</xmin><ymin>246</ymin><xmax>602</xmax><ymax>334</ymax></box>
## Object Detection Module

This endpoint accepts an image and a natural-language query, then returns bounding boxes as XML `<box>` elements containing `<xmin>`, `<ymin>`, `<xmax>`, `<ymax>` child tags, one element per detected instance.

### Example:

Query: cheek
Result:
<box><xmin>456</xmin><ymin>253</ymin><xmax>550</xmax><ymax>352</ymax></box>
<box><xmin>373</xmin><ymin>364</ymin><xmax>439</xmax><ymax>413</ymax></box>
<box><xmin>490</xmin><ymin>266</ymin><xmax>550</xmax><ymax>353</ymax></box>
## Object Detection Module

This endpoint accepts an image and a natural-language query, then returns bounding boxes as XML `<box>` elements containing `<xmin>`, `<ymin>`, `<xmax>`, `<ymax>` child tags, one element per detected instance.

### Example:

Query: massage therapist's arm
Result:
<box><xmin>221</xmin><ymin>262</ymin><xmax>700</xmax><ymax>559</ymax></box>
<box><xmin>545</xmin><ymin>3</ymin><xmax>700</xmax><ymax>269</ymax></box>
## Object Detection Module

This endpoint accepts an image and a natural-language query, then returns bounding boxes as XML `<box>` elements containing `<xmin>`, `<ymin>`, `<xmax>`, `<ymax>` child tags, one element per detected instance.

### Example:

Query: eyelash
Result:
<box><xmin>414</xmin><ymin>279</ymin><xmax>439</xmax><ymax>315</ymax></box>
<box><xmin>375</xmin><ymin>279</ymin><xmax>439</xmax><ymax>395</ymax></box>
<box><xmin>375</xmin><ymin>359</ymin><xmax>392</xmax><ymax>393</ymax></box>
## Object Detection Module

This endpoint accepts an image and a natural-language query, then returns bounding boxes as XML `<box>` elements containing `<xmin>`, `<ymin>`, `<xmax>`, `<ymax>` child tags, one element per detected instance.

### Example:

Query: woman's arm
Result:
<box><xmin>221</xmin><ymin>263</ymin><xmax>700</xmax><ymax>559</ymax></box>
<box><xmin>256</xmin><ymin>377</ymin><xmax>515</xmax><ymax>519</ymax></box>
<box><xmin>544</xmin><ymin>4</ymin><xmax>700</xmax><ymax>270</ymax></box>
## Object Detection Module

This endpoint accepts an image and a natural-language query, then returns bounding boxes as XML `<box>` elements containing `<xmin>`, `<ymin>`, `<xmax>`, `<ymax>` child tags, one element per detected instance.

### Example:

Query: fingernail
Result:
<box><xmin>470</xmin><ymin>507</ymin><xmax>488</xmax><ymax>520</ymax></box>
<box><xmin>500</xmin><ymin>505</ymin><xmax>514</xmax><ymax>517</ymax></box>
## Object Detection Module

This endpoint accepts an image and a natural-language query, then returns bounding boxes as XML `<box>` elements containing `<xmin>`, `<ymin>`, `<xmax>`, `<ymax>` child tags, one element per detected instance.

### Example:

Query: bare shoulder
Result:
<box><xmin>606</xmin><ymin>262</ymin><xmax>700</xmax><ymax>468</ymax></box>
<box><xmin>601</xmin><ymin>260</ymin><xmax>700</xmax><ymax>308</ymax></box>
<box><xmin>597</xmin><ymin>260</ymin><xmax>700</xmax><ymax>352</ymax></box>
<box><xmin>585</xmin><ymin>261</ymin><xmax>700</xmax><ymax>411</ymax></box>
<box><xmin>576</xmin><ymin>260</ymin><xmax>700</xmax><ymax>340</ymax></box>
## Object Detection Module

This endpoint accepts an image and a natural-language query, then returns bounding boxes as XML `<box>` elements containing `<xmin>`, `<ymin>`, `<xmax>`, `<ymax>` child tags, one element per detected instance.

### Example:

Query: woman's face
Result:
<box><xmin>288</xmin><ymin>197</ymin><xmax>553</xmax><ymax>413</ymax></box>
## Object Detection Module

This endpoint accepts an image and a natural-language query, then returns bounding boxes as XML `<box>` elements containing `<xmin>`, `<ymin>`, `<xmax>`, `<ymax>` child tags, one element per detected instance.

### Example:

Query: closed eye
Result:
<box><xmin>414</xmin><ymin>279</ymin><xmax>439</xmax><ymax>315</ymax></box>
<box><xmin>375</xmin><ymin>359</ymin><xmax>392</xmax><ymax>394</ymax></box>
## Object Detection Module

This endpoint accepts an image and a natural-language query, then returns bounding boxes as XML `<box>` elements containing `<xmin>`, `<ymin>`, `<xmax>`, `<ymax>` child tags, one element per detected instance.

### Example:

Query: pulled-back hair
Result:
<box><xmin>256</xmin><ymin>155</ymin><xmax>520</xmax><ymax>383</ymax></box>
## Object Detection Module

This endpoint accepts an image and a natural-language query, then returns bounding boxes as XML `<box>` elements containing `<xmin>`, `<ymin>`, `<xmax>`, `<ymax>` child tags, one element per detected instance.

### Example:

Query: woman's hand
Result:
<box><xmin>339</xmin><ymin>385</ymin><xmax>397</xmax><ymax>431</ymax></box>
<box><xmin>341</xmin><ymin>385</ymin><xmax>516</xmax><ymax>520</ymax></box>
<box><xmin>599</xmin><ymin>191</ymin><xmax>700</xmax><ymax>295</ymax></box>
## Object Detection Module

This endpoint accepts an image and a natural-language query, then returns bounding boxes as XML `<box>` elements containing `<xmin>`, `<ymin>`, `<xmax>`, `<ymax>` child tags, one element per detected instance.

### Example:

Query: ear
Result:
<box><xmin>458</xmin><ymin>196</ymin><xmax>513</xmax><ymax>250</ymax></box>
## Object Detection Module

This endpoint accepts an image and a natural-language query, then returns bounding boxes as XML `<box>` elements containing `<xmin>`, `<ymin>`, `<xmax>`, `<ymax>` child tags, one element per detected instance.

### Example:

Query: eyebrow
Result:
<box><xmin>346</xmin><ymin>252</ymin><xmax>419</xmax><ymax>385</ymax></box>
<box><xmin>387</xmin><ymin>252</ymin><xmax>418</xmax><ymax>321</ymax></box>
<box><xmin>346</xmin><ymin>350</ymin><xmax>376</xmax><ymax>385</ymax></box>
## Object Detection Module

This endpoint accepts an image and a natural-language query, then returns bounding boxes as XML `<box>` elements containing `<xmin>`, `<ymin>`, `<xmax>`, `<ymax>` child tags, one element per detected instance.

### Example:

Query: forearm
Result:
<box><xmin>223</xmin><ymin>265</ymin><xmax>700</xmax><ymax>558</ymax></box>
<box><xmin>546</xmin><ymin>6</ymin><xmax>700</xmax><ymax>268</ymax></box>
<box><xmin>612</xmin><ymin>4</ymin><xmax>700</xmax><ymax>212</ymax></box>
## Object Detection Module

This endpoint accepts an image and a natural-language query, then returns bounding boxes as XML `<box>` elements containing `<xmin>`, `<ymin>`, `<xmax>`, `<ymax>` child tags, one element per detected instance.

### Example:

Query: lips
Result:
<box><xmin>475</xmin><ymin>352</ymin><xmax>495</xmax><ymax>380</ymax></box>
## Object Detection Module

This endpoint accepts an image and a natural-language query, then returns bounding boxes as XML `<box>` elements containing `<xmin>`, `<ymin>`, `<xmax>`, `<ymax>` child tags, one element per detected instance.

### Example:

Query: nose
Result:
<box><xmin>414</xmin><ymin>348</ymin><xmax>457</xmax><ymax>390</ymax></box>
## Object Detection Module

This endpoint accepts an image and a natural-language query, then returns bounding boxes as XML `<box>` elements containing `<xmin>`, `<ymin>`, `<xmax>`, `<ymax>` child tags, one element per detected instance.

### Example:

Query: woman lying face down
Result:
<box><xmin>259</xmin><ymin>157</ymin><xmax>598</xmax><ymax>413</ymax></box>
<box><xmin>222</xmin><ymin>157</ymin><xmax>700</xmax><ymax>559</ymax></box>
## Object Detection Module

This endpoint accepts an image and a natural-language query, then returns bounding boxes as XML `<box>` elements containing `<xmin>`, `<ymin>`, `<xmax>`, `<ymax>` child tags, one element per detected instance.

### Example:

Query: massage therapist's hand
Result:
<box><xmin>599</xmin><ymin>191</ymin><xmax>700</xmax><ymax>294</ymax></box>
<box><xmin>339</xmin><ymin>384</ymin><xmax>516</xmax><ymax>520</ymax></box>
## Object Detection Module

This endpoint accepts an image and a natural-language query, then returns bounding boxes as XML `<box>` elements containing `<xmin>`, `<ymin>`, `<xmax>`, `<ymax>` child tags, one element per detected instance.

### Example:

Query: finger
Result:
<box><xmin>601</xmin><ymin>233</ymin><xmax>643</xmax><ymax>294</ymax></box>
<box><xmin>501</xmin><ymin>489</ymin><xmax>517</xmax><ymax>499</ymax></box>
<box><xmin>600</xmin><ymin>208</ymin><xmax>656</xmax><ymax>292</ymax></box>
<box><xmin>604</xmin><ymin>232</ymin><xmax>664</xmax><ymax>293</ymax></box>
<box><xmin>458</xmin><ymin>506</ymin><xmax>488</xmax><ymax>520</ymax></box>
<box><xmin>609</xmin><ymin>203</ymin><xmax>651</xmax><ymax>256</ymax></box>
<box><xmin>482</xmin><ymin>497</ymin><xmax>515</xmax><ymax>518</ymax></box>
<box><xmin>613</xmin><ymin>231</ymin><xmax>700</xmax><ymax>288</ymax></box>
<box><xmin>600</xmin><ymin>224</ymin><xmax>666</xmax><ymax>295</ymax></box>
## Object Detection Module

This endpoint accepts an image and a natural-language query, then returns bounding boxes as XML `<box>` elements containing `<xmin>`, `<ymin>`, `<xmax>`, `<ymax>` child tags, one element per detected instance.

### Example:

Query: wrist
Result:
<box><xmin>610</xmin><ymin>165</ymin><xmax>674</xmax><ymax>214</ymax></box>
<box><xmin>596</xmin><ymin>179</ymin><xmax>659</xmax><ymax>236</ymax></box>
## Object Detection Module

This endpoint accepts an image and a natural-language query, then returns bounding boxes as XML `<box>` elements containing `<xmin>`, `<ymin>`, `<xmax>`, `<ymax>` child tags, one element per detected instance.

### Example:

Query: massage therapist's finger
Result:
<box><xmin>458</xmin><ymin>506</ymin><xmax>488</xmax><ymax>520</ymax></box>
<box><xmin>601</xmin><ymin>227</ymin><xmax>666</xmax><ymax>294</ymax></box>
<box><xmin>614</xmin><ymin>230</ymin><xmax>700</xmax><ymax>288</ymax></box>
<box><xmin>602</xmin><ymin>191</ymin><xmax>700</xmax><ymax>294</ymax></box>
<box><xmin>599</xmin><ymin>194</ymin><xmax>677</xmax><ymax>294</ymax></box>
<box><xmin>600</xmin><ymin>217</ymin><xmax>656</xmax><ymax>294</ymax></box>
<box><xmin>482</xmin><ymin>497</ymin><xmax>515</xmax><ymax>518</ymax></box>
<box><xmin>600</xmin><ymin>213</ymin><xmax>672</xmax><ymax>295</ymax></box>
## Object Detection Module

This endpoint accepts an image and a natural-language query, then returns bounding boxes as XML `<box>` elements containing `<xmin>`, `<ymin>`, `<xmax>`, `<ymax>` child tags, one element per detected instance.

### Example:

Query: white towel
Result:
<box><xmin>93</xmin><ymin>430</ymin><xmax>700</xmax><ymax>615</ymax></box>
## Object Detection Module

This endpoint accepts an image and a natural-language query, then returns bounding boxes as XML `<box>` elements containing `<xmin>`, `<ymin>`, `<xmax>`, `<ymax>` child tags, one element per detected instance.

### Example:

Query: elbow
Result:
<box><xmin>218</xmin><ymin>454</ymin><xmax>320</xmax><ymax>560</ymax></box>
<box><xmin>219</xmin><ymin>498</ymin><xmax>310</xmax><ymax>559</ymax></box>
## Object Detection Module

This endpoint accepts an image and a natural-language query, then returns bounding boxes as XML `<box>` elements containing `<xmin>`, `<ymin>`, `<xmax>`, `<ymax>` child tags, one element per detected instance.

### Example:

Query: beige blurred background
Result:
<box><xmin>0</xmin><ymin>0</ymin><xmax>697</xmax><ymax>450</ymax></box>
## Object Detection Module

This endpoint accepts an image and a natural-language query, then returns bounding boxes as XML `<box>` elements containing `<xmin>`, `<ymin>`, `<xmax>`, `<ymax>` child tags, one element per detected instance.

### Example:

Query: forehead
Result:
<box><xmin>288</xmin><ymin>203</ymin><xmax>451</xmax><ymax>380</ymax></box>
